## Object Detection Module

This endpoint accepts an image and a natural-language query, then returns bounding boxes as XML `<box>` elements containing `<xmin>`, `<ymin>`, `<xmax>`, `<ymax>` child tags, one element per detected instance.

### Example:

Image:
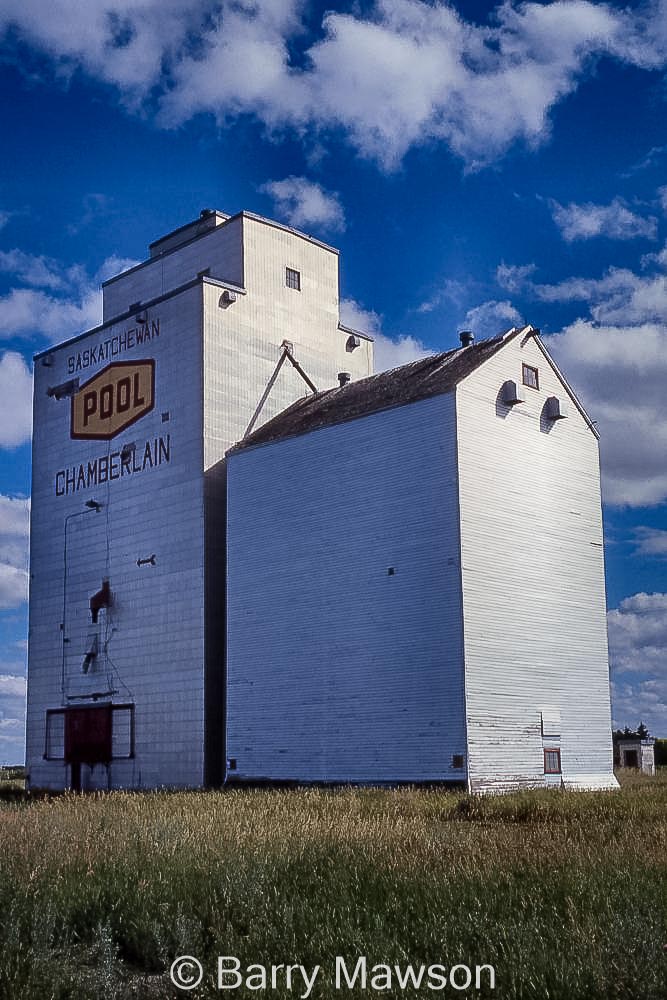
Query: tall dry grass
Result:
<box><xmin>0</xmin><ymin>772</ymin><xmax>665</xmax><ymax>998</ymax></box>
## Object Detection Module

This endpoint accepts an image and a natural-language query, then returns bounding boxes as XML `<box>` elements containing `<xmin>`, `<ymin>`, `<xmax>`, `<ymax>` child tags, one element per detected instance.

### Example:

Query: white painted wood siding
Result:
<box><xmin>27</xmin><ymin>285</ymin><xmax>205</xmax><ymax>790</ymax></box>
<box><xmin>226</xmin><ymin>394</ymin><xmax>467</xmax><ymax>783</ymax></box>
<box><xmin>203</xmin><ymin>215</ymin><xmax>372</xmax><ymax>470</ymax></box>
<box><xmin>456</xmin><ymin>334</ymin><xmax>617</xmax><ymax>792</ymax></box>
<box><xmin>102</xmin><ymin>216</ymin><xmax>244</xmax><ymax>323</ymax></box>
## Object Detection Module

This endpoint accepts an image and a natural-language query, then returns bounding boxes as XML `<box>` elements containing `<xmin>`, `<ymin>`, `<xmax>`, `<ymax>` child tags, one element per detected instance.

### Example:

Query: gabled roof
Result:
<box><xmin>231</xmin><ymin>326</ymin><xmax>537</xmax><ymax>453</ymax></box>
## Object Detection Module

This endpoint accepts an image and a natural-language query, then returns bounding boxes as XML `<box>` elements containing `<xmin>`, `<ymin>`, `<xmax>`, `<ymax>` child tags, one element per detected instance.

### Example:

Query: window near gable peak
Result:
<box><xmin>522</xmin><ymin>363</ymin><xmax>539</xmax><ymax>389</ymax></box>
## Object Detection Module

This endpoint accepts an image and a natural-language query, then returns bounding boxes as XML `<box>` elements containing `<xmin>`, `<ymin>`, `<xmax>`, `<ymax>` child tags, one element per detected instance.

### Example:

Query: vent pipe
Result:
<box><xmin>338</xmin><ymin>372</ymin><xmax>351</xmax><ymax>387</ymax></box>
<box><xmin>459</xmin><ymin>331</ymin><xmax>475</xmax><ymax>348</ymax></box>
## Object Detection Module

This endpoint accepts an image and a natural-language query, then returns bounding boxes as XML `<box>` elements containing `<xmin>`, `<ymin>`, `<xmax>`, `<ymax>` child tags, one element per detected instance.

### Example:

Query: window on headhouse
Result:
<box><xmin>522</xmin><ymin>363</ymin><xmax>539</xmax><ymax>389</ymax></box>
<box><xmin>452</xmin><ymin>754</ymin><xmax>465</xmax><ymax>770</ymax></box>
<box><xmin>286</xmin><ymin>267</ymin><xmax>301</xmax><ymax>291</ymax></box>
<box><xmin>544</xmin><ymin>748</ymin><xmax>561</xmax><ymax>774</ymax></box>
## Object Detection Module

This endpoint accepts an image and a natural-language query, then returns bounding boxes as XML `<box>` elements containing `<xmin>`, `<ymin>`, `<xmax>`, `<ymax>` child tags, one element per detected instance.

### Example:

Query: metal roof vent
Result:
<box><xmin>546</xmin><ymin>396</ymin><xmax>568</xmax><ymax>420</ymax></box>
<box><xmin>338</xmin><ymin>372</ymin><xmax>351</xmax><ymax>387</ymax></box>
<box><xmin>459</xmin><ymin>330</ymin><xmax>475</xmax><ymax>348</ymax></box>
<box><xmin>346</xmin><ymin>334</ymin><xmax>361</xmax><ymax>352</ymax></box>
<box><xmin>501</xmin><ymin>380</ymin><xmax>525</xmax><ymax>406</ymax></box>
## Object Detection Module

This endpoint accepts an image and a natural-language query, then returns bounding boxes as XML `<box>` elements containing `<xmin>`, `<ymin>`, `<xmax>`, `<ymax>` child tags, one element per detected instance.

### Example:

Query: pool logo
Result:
<box><xmin>71</xmin><ymin>360</ymin><xmax>155</xmax><ymax>440</ymax></box>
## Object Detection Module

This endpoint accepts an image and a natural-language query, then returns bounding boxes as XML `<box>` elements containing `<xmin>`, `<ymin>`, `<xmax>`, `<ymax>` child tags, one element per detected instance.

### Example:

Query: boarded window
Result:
<box><xmin>540</xmin><ymin>707</ymin><xmax>561</xmax><ymax>739</ymax></box>
<box><xmin>544</xmin><ymin>748</ymin><xmax>561</xmax><ymax>774</ymax></box>
<box><xmin>64</xmin><ymin>705</ymin><xmax>113</xmax><ymax>765</ymax></box>
<box><xmin>111</xmin><ymin>706</ymin><xmax>134</xmax><ymax>758</ymax></box>
<box><xmin>522</xmin><ymin>363</ymin><xmax>539</xmax><ymax>389</ymax></box>
<box><xmin>45</xmin><ymin>705</ymin><xmax>134</xmax><ymax>762</ymax></box>
<box><xmin>45</xmin><ymin>711</ymin><xmax>65</xmax><ymax>760</ymax></box>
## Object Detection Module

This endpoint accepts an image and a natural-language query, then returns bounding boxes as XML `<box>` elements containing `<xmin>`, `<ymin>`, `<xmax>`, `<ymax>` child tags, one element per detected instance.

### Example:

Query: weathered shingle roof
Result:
<box><xmin>230</xmin><ymin>327</ymin><xmax>532</xmax><ymax>452</ymax></box>
<box><xmin>231</xmin><ymin>327</ymin><xmax>533</xmax><ymax>452</ymax></box>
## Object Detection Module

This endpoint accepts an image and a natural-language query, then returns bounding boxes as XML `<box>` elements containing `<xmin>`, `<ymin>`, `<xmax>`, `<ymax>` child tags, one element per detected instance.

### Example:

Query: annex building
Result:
<box><xmin>26</xmin><ymin>211</ymin><xmax>617</xmax><ymax>793</ymax></box>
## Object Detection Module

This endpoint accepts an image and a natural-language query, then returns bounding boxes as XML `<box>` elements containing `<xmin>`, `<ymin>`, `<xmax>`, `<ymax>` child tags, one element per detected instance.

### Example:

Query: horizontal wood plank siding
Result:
<box><xmin>226</xmin><ymin>394</ymin><xmax>466</xmax><ymax>783</ymax></box>
<box><xmin>456</xmin><ymin>334</ymin><xmax>617</xmax><ymax>792</ymax></box>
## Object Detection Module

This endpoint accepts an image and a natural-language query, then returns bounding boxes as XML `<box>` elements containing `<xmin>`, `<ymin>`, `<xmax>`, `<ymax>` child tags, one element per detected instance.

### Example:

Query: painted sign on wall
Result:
<box><xmin>71</xmin><ymin>360</ymin><xmax>155</xmax><ymax>440</ymax></box>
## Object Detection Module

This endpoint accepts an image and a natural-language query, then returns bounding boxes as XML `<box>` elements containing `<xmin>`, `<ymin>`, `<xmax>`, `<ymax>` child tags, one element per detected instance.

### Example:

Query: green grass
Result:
<box><xmin>0</xmin><ymin>772</ymin><xmax>665</xmax><ymax>999</ymax></box>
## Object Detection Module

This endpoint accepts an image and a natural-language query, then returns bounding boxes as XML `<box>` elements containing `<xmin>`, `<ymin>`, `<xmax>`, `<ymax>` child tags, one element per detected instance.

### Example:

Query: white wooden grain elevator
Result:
<box><xmin>26</xmin><ymin>210</ymin><xmax>372</xmax><ymax>790</ymax></box>
<box><xmin>26</xmin><ymin>211</ymin><xmax>616</xmax><ymax>793</ymax></box>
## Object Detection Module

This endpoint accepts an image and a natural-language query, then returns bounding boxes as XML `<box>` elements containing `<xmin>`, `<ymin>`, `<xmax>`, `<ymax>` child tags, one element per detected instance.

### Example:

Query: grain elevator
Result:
<box><xmin>26</xmin><ymin>210</ymin><xmax>372</xmax><ymax>790</ymax></box>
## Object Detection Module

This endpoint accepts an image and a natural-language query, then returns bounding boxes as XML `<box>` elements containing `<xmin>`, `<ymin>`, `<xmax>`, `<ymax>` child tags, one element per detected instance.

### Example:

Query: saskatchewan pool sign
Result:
<box><xmin>71</xmin><ymin>360</ymin><xmax>155</xmax><ymax>440</ymax></box>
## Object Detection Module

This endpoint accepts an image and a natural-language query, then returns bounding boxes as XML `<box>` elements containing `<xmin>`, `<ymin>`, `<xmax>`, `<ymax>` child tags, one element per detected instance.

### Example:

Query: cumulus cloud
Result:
<box><xmin>633</xmin><ymin>527</ymin><xmax>667</xmax><ymax>558</ymax></box>
<box><xmin>340</xmin><ymin>297</ymin><xmax>432</xmax><ymax>372</ymax></box>
<box><xmin>0</xmin><ymin>252</ymin><xmax>138</xmax><ymax>344</ymax></box>
<box><xmin>551</xmin><ymin>197</ymin><xmax>657</xmax><ymax>242</ymax></box>
<box><xmin>261</xmin><ymin>177</ymin><xmax>345</xmax><ymax>233</ymax></box>
<box><xmin>462</xmin><ymin>299</ymin><xmax>523</xmax><ymax>339</ymax></box>
<box><xmin>0</xmin><ymin>711</ymin><xmax>25</xmax><ymax>764</ymax></box>
<box><xmin>373</xmin><ymin>333</ymin><xmax>433</xmax><ymax>372</ymax></box>
<box><xmin>0</xmin><ymin>495</ymin><xmax>30</xmax><ymax>610</ymax></box>
<box><xmin>417</xmin><ymin>278</ymin><xmax>468</xmax><ymax>315</ymax></box>
<box><xmin>0</xmin><ymin>675</ymin><xmax>26</xmax><ymax>698</ymax></box>
<box><xmin>0</xmin><ymin>249</ymin><xmax>73</xmax><ymax>290</ymax></box>
<box><xmin>608</xmin><ymin>592</ymin><xmax>667</xmax><ymax>732</ymax></box>
<box><xmin>0</xmin><ymin>353</ymin><xmax>32</xmax><ymax>449</ymax></box>
<box><xmin>499</xmin><ymin>247</ymin><xmax>667</xmax><ymax>505</ymax></box>
<box><xmin>498</xmin><ymin>255</ymin><xmax>667</xmax><ymax>326</ymax></box>
<box><xmin>548</xmin><ymin>320</ymin><xmax>667</xmax><ymax>506</ymax></box>
<box><xmin>340</xmin><ymin>297</ymin><xmax>381</xmax><ymax>336</ymax></box>
<box><xmin>2</xmin><ymin>1</ymin><xmax>667</xmax><ymax>169</ymax></box>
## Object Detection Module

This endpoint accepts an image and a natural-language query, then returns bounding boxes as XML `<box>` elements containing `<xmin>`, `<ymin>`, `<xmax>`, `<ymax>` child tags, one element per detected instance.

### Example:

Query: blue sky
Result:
<box><xmin>1</xmin><ymin>0</ymin><xmax>666</xmax><ymax>764</ymax></box>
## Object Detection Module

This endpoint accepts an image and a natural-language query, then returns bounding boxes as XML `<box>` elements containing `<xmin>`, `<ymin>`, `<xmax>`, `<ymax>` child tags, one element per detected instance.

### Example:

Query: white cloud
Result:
<box><xmin>261</xmin><ymin>177</ymin><xmax>346</xmax><ymax>233</ymax></box>
<box><xmin>0</xmin><ymin>210</ymin><xmax>11</xmax><ymax>230</ymax></box>
<box><xmin>340</xmin><ymin>297</ymin><xmax>381</xmax><ymax>336</ymax></box>
<box><xmin>608</xmin><ymin>592</ymin><xmax>667</xmax><ymax>733</ymax></box>
<box><xmin>462</xmin><ymin>299</ymin><xmax>523</xmax><ymax>339</ymax></box>
<box><xmin>0</xmin><ymin>495</ymin><xmax>30</xmax><ymax>610</ymax></box>
<box><xmin>0</xmin><ymin>249</ymin><xmax>71</xmax><ymax>289</ymax></box>
<box><xmin>0</xmin><ymin>352</ymin><xmax>32</xmax><ymax>448</ymax></box>
<box><xmin>499</xmin><ymin>247</ymin><xmax>667</xmax><ymax>505</ymax></box>
<box><xmin>340</xmin><ymin>297</ymin><xmax>432</xmax><ymax>372</ymax></box>
<box><xmin>2</xmin><ymin>1</ymin><xmax>667</xmax><ymax>169</ymax></box>
<box><xmin>0</xmin><ymin>714</ymin><xmax>25</xmax><ymax>762</ymax></box>
<box><xmin>548</xmin><ymin>320</ymin><xmax>667</xmax><ymax>506</ymax></box>
<box><xmin>373</xmin><ymin>333</ymin><xmax>433</xmax><ymax>372</ymax></box>
<box><xmin>634</xmin><ymin>526</ymin><xmax>667</xmax><ymax>559</ymax></box>
<box><xmin>0</xmin><ymin>717</ymin><xmax>23</xmax><ymax>734</ymax></box>
<box><xmin>417</xmin><ymin>278</ymin><xmax>468</xmax><ymax>315</ymax></box>
<box><xmin>632</xmin><ymin>527</ymin><xmax>667</xmax><ymax>558</ymax></box>
<box><xmin>0</xmin><ymin>675</ymin><xmax>26</xmax><ymax>698</ymax></box>
<box><xmin>0</xmin><ymin>252</ymin><xmax>139</xmax><ymax>345</ymax></box>
<box><xmin>659</xmin><ymin>186</ymin><xmax>667</xmax><ymax>213</ymax></box>
<box><xmin>498</xmin><ymin>255</ymin><xmax>667</xmax><ymax>326</ymax></box>
<box><xmin>551</xmin><ymin>197</ymin><xmax>657</xmax><ymax>242</ymax></box>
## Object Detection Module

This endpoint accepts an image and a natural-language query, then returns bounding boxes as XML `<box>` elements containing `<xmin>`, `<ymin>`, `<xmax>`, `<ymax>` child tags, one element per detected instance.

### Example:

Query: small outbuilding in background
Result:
<box><xmin>614</xmin><ymin>737</ymin><xmax>656</xmax><ymax>775</ymax></box>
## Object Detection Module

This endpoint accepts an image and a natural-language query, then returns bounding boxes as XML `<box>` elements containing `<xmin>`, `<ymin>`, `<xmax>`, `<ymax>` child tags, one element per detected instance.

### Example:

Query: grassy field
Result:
<box><xmin>0</xmin><ymin>772</ymin><xmax>665</xmax><ymax>999</ymax></box>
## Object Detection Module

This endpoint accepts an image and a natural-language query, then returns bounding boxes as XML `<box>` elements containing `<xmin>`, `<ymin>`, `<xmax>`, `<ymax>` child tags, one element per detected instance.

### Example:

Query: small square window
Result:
<box><xmin>544</xmin><ymin>748</ymin><xmax>561</xmax><ymax>774</ymax></box>
<box><xmin>286</xmin><ymin>267</ymin><xmax>301</xmax><ymax>291</ymax></box>
<box><xmin>522</xmin><ymin>363</ymin><xmax>539</xmax><ymax>389</ymax></box>
<box><xmin>452</xmin><ymin>754</ymin><xmax>465</xmax><ymax>770</ymax></box>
